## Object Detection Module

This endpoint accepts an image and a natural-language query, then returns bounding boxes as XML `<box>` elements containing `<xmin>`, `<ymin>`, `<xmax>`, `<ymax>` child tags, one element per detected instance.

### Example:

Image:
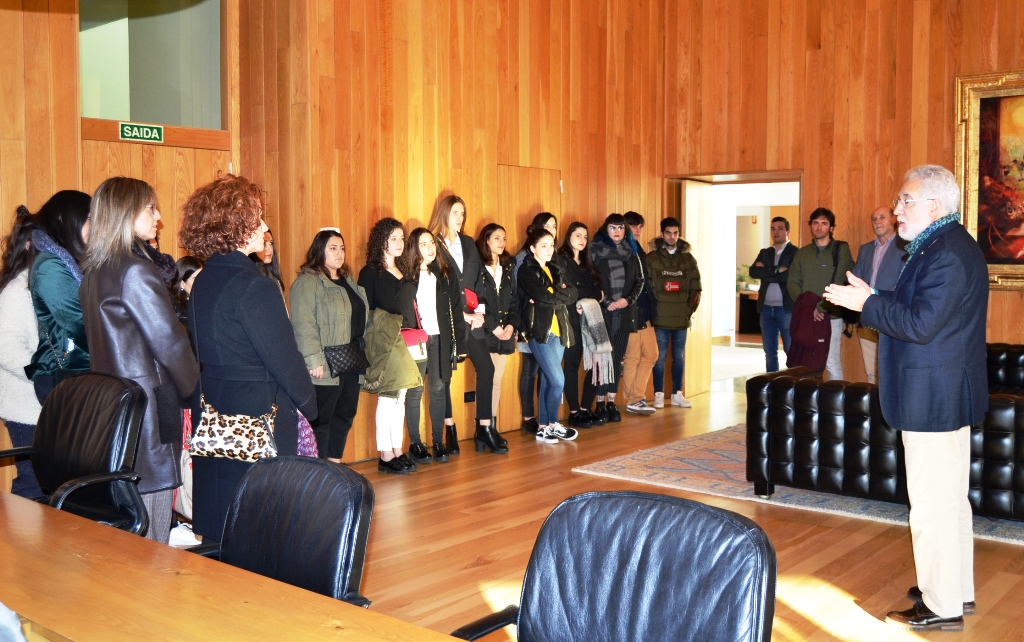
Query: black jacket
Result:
<box><xmin>357</xmin><ymin>265</ymin><xmax>418</xmax><ymax>329</ymax></box>
<box><xmin>518</xmin><ymin>256</ymin><xmax>577</xmax><ymax>347</ymax></box>
<box><xmin>410</xmin><ymin>262</ymin><xmax>465</xmax><ymax>380</ymax></box>
<box><xmin>749</xmin><ymin>243</ymin><xmax>798</xmax><ymax>312</ymax></box>
<box><xmin>479</xmin><ymin>258</ymin><xmax>519</xmax><ymax>354</ymax></box>
<box><xmin>557</xmin><ymin>252</ymin><xmax>602</xmax><ymax>331</ymax></box>
<box><xmin>188</xmin><ymin>251</ymin><xmax>317</xmax><ymax>457</ymax></box>
<box><xmin>591</xmin><ymin>236</ymin><xmax>645</xmax><ymax>334</ymax></box>
<box><xmin>438</xmin><ymin>233</ymin><xmax>485</xmax><ymax>340</ymax></box>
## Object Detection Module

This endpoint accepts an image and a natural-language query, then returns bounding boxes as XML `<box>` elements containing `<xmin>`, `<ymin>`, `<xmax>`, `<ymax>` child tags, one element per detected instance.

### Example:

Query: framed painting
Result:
<box><xmin>955</xmin><ymin>71</ymin><xmax>1024</xmax><ymax>289</ymax></box>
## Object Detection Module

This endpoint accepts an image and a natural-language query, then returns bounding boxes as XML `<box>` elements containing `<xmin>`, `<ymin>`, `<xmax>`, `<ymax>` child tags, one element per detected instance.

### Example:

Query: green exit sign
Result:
<box><xmin>118</xmin><ymin>122</ymin><xmax>164</xmax><ymax>143</ymax></box>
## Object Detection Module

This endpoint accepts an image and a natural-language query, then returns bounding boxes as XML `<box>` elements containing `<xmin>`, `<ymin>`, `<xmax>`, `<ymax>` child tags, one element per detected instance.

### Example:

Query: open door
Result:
<box><xmin>681</xmin><ymin>179</ymin><xmax>713</xmax><ymax>398</ymax></box>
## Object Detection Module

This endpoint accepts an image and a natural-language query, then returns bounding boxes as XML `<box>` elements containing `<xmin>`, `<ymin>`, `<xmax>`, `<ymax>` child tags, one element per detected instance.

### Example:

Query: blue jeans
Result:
<box><xmin>653</xmin><ymin>328</ymin><xmax>687</xmax><ymax>393</ymax></box>
<box><xmin>528</xmin><ymin>335</ymin><xmax>565</xmax><ymax>426</ymax></box>
<box><xmin>760</xmin><ymin>305</ymin><xmax>792</xmax><ymax>372</ymax></box>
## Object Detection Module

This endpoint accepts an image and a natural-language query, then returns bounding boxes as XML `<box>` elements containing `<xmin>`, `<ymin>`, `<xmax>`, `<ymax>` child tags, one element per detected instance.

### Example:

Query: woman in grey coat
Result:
<box><xmin>79</xmin><ymin>177</ymin><xmax>200</xmax><ymax>543</ymax></box>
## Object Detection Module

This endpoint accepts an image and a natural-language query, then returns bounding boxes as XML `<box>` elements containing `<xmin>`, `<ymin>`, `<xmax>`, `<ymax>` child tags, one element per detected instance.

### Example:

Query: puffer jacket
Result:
<box><xmin>362</xmin><ymin>309</ymin><xmax>422</xmax><ymax>395</ymax></box>
<box><xmin>517</xmin><ymin>256</ymin><xmax>577</xmax><ymax>347</ymax></box>
<box><xmin>289</xmin><ymin>269</ymin><xmax>369</xmax><ymax>386</ymax></box>
<box><xmin>647</xmin><ymin>238</ymin><xmax>702</xmax><ymax>329</ymax></box>
<box><xmin>26</xmin><ymin>253</ymin><xmax>89</xmax><ymax>378</ymax></box>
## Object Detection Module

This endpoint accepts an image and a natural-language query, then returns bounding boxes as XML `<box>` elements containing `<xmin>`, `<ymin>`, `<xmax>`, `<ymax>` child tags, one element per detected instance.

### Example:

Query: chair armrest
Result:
<box><xmin>0</xmin><ymin>446</ymin><xmax>33</xmax><ymax>460</ymax></box>
<box><xmin>451</xmin><ymin>605</ymin><xmax>519</xmax><ymax>641</ymax></box>
<box><xmin>50</xmin><ymin>471</ymin><xmax>142</xmax><ymax>510</ymax></box>
<box><xmin>185</xmin><ymin>543</ymin><xmax>222</xmax><ymax>559</ymax></box>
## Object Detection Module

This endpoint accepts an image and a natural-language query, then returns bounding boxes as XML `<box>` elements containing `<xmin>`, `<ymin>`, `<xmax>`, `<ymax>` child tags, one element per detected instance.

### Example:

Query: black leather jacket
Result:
<box><xmin>517</xmin><ymin>256</ymin><xmax>577</xmax><ymax>347</ymax></box>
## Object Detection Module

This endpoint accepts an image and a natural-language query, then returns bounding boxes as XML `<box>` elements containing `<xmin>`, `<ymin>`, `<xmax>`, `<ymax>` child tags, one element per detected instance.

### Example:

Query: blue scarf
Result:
<box><xmin>32</xmin><ymin>228</ymin><xmax>83</xmax><ymax>284</ymax></box>
<box><xmin>900</xmin><ymin>212</ymin><xmax>961</xmax><ymax>276</ymax></box>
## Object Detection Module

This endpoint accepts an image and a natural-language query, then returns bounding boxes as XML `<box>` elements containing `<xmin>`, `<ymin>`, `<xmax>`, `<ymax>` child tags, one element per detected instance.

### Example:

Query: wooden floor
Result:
<box><xmin>353</xmin><ymin>389</ymin><xmax>1024</xmax><ymax>641</ymax></box>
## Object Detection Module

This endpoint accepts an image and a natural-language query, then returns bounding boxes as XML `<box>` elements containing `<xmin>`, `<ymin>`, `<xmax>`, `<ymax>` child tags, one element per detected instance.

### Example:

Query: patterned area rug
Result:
<box><xmin>573</xmin><ymin>424</ymin><xmax>1024</xmax><ymax>546</ymax></box>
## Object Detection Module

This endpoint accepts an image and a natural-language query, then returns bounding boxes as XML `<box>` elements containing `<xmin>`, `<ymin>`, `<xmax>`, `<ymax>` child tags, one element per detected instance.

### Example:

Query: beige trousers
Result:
<box><xmin>858</xmin><ymin>327</ymin><xmax>879</xmax><ymax>384</ymax></box>
<box><xmin>621</xmin><ymin>325</ymin><xmax>658</xmax><ymax>405</ymax></box>
<box><xmin>903</xmin><ymin>427</ymin><xmax>974</xmax><ymax>618</ymax></box>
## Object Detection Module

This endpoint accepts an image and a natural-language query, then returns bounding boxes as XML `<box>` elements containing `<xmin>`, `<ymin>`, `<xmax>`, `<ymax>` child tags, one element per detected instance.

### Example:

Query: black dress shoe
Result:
<box><xmin>885</xmin><ymin>601</ymin><xmax>964</xmax><ymax>631</ymax></box>
<box><xmin>378</xmin><ymin>457</ymin><xmax>412</xmax><ymax>475</ymax></box>
<box><xmin>521</xmin><ymin>418</ymin><xmax>539</xmax><ymax>434</ymax></box>
<box><xmin>568</xmin><ymin>411</ymin><xmax>593</xmax><ymax>429</ymax></box>
<box><xmin>605</xmin><ymin>402</ymin><xmax>622</xmax><ymax>423</ymax></box>
<box><xmin>432</xmin><ymin>441</ymin><xmax>451</xmax><ymax>462</ymax></box>
<box><xmin>397</xmin><ymin>454</ymin><xmax>417</xmax><ymax>471</ymax></box>
<box><xmin>907</xmin><ymin>585</ymin><xmax>976</xmax><ymax>615</ymax></box>
<box><xmin>409</xmin><ymin>442</ymin><xmax>432</xmax><ymax>464</ymax></box>
<box><xmin>445</xmin><ymin>424</ymin><xmax>460</xmax><ymax>455</ymax></box>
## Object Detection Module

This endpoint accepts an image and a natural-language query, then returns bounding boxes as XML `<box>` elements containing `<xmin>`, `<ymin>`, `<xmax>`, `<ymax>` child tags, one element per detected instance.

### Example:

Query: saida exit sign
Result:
<box><xmin>118</xmin><ymin>122</ymin><xmax>164</xmax><ymax>143</ymax></box>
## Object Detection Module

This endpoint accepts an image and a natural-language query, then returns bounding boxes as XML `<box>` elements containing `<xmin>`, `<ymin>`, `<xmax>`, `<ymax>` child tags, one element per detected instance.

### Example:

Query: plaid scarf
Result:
<box><xmin>578</xmin><ymin>298</ymin><xmax>614</xmax><ymax>385</ymax></box>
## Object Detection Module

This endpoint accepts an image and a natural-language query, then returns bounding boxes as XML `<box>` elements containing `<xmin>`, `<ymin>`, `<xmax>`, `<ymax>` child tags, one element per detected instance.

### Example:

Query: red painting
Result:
<box><xmin>977</xmin><ymin>96</ymin><xmax>1024</xmax><ymax>263</ymax></box>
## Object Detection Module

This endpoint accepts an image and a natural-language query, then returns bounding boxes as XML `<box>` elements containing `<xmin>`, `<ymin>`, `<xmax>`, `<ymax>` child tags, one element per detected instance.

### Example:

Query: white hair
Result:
<box><xmin>904</xmin><ymin>165</ymin><xmax>960</xmax><ymax>215</ymax></box>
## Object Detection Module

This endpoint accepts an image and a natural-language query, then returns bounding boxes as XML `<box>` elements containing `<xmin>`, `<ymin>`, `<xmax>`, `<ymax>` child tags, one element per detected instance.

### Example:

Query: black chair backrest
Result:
<box><xmin>32</xmin><ymin>372</ymin><xmax>146</xmax><ymax>497</ymax></box>
<box><xmin>517</xmin><ymin>491</ymin><xmax>776</xmax><ymax>642</ymax></box>
<box><xmin>219</xmin><ymin>457</ymin><xmax>375</xmax><ymax>606</ymax></box>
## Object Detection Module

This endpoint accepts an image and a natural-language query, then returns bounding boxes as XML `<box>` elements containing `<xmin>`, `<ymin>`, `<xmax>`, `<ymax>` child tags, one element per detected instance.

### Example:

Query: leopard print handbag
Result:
<box><xmin>190</xmin><ymin>394</ymin><xmax>278</xmax><ymax>462</ymax></box>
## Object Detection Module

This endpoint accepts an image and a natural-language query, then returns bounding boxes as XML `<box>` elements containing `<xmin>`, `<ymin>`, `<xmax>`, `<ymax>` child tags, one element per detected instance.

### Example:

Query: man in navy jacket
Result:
<box><xmin>825</xmin><ymin>165</ymin><xmax>988</xmax><ymax>632</ymax></box>
<box><xmin>851</xmin><ymin>206</ymin><xmax>906</xmax><ymax>383</ymax></box>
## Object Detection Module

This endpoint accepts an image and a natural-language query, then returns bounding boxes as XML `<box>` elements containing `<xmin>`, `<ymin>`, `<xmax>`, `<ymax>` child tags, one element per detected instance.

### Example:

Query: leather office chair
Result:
<box><xmin>0</xmin><ymin>372</ymin><xmax>149</xmax><ymax>535</ymax></box>
<box><xmin>191</xmin><ymin>456</ymin><xmax>374</xmax><ymax>607</ymax></box>
<box><xmin>452</xmin><ymin>491</ymin><xmax>777</xmax><ymax>642</ymax></box>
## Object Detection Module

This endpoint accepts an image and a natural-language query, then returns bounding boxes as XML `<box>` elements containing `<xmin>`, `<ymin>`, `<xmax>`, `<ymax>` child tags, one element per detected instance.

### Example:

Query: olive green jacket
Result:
<box><xmin>289</xmin><ymin>269</ymin><xmax>369</xmax><ymax>386</ymax></box>
<box><xmin>786</xmin><ymin>238</ymin><xmax>855</xmax><ymax>318</ymax></box>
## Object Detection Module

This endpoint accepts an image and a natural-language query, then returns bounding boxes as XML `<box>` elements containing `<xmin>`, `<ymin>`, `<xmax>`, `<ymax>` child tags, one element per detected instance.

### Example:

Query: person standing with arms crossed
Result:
<box><xmin>750</xmin><ymin>217</ymin><xmax>797</xmax><ymax>373</ymax></box>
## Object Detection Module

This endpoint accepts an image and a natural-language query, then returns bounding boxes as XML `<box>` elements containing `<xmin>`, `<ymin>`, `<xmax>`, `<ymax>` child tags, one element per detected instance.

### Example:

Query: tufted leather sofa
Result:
<box><xmin>746</xmin><ymin>344</ymin><xmax>1024</xmax><ymax>522</ymax></box>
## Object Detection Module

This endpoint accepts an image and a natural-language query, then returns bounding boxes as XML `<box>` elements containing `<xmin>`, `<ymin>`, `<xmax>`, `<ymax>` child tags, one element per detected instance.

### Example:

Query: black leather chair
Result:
<box><xmin>190</xmin><ymin>456</ymin><xmax>374</xmax><ymax>607</ymax></box>
<box><xmin>451</xmin><ymin>491</ymin><xmax>776</xmax><ymax>642</ymax></box>
<box><xmin>0</xmin><ymin>372</ymin><xmax>149</xmax><ymax>535</ymax></box>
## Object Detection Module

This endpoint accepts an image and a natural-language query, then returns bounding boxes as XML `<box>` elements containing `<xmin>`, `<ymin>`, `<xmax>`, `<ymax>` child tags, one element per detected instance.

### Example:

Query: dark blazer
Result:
<box><xmin>189</xmin><ymin>251</ymin><xmax>317</xmax><ymax>452</ymax></box>
<box><xmin>518</xmin><ymin>256</ymin><xmax>577</xmax><ymax>347</ymax></box>
<box><xmin>438</xmin><ymin>233</ymin><xmax>485</xmax><ymax>340</ymax></box>
<box><xmin>80</xmin><ymin>257</ymin><xmax>200</xmax><ymax>493</ymax></box>
<box><xmin>479</xmin><ymin>257</ymin><xmax>519</xmax><ymax>354</ymax></box>
<box><xmin>411</xmin><ymin>262</ymin><xmax>465</xmax><ymax>380</ymax></box>
<box><xmin>860</xmin><ymin>222</ymin><xmax>989</xmax><ymax>432</ymax></box>
<box><xmin>749</xmin><ymin>242</ymin><xmax>798</xmax><ymax>312</ymax></box>
<box><xmin>852</xmin><ymin>236</ymin><xmax>907</xmax><ymax>291</ymax></box>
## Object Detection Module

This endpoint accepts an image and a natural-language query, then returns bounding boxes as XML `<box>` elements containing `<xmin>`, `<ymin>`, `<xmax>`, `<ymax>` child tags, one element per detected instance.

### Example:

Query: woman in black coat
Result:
<box><xmin>179</xmin><ymin>175</ymin><xmax>316</xmax><ymax>543</ymax></box>
<box><xmin>428</xmin><ymin>194</ymin><xmax>502</xmax><ymax>453</ymax></box>
<box><xmin>79</xmin><ymin>177</ymin><xmax>200</xmax><ymax>543</ymax></box>
<box><xmin>475</xmin><ymin>224</ymin><xmax>518</xmax><ymax>436</ymax></box>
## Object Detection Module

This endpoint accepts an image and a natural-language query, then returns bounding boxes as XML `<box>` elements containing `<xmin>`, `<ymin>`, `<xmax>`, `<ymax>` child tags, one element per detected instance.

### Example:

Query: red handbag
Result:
<box><xmin>464</xmin><ymin>288</ymin><xmax>479</xmax><ymax>311</ymax></box>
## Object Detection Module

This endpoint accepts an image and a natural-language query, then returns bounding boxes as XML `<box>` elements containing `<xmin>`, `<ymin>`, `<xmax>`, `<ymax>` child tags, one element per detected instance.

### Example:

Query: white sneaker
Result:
<box><xmin>653</xmin><ymin>392</ymin><xmax>665</xmax><ymax>408</ymax></box>
<box><xmin>626</xmin><ymin>400</ymin><xmax>656</xmax><ymax>416</ymax></box>
<box><xmin>671</xmin><ymin>392</ymin><xmax>692</xmax><ymax>408</ymax></box>
<box><xmin>548</xmin><ymin>422</ymin><xmax>578</xmax><ymax>441</ymax></box>
<box><xmin>168</xmin><ymin>523</ymin><xmax>202</xmax><ymax>548</ymax></box>
<box><xmin>535</xmin><ymin>426</ymin><xmax>558</xmax><ymax>444</ymax></box>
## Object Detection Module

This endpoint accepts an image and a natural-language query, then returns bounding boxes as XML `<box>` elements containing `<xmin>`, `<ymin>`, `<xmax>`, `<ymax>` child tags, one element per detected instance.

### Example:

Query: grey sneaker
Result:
<box><xmin>626</xmin><ymin>400</ymin><xmax>656</xmax><ymax>415</ymax></box>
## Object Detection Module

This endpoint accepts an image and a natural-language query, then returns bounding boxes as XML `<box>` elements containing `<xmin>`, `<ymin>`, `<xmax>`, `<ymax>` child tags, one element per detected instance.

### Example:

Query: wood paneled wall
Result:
<box><xmin>665</xmin><ymin>0</ymin><xmax>1024</xmax><ymax>380</ymax></box>
<box><xmin>240</xmin><ymin>0</ymin><xmax>666</xmax><ymax>462</ymax></box>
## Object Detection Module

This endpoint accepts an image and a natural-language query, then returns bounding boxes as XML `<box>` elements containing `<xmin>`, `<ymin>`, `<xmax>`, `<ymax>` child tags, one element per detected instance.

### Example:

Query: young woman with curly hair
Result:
<box><xmin>357</xmin><ymin>218</ymin><xmax>421</xmax><ymax>474</ymax></box>
<box><xmin>179</xmin><ymin>175</ymin><xmax>316</xmax><ymax>541</ymax></box>
<box><xmin>428</xmin><ymin>195</ymin><xmax>505</xmax><ymax>454</ymax></box>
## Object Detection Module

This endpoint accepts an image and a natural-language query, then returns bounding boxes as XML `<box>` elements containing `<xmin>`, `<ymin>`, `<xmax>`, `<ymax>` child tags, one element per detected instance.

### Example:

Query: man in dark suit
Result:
<box><xmin>851</xmin><ymin>206</ymin><xmax>906</xmax><ymax>383</ymax></box>
<box><xmin>825</xmin><ymin>165</ymin><xmax>988</xmax><ymax>632</ymax></box>
<box><xmin>750</xmin><ymin>216</ymin><xmax>798</xmax><ymax>372</ymax></box>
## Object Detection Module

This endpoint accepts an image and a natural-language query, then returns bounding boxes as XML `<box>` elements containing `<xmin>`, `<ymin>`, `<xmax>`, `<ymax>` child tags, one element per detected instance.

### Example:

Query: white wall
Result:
<box><xmin>710</xmin><ymin>182</ymin><xmax>800</xmax><ymax>339</ymax></box>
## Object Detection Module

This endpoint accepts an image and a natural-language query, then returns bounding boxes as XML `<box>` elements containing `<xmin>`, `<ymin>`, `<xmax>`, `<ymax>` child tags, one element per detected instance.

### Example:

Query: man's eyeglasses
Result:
<box><xmin>892</xmin><ymin>197</ymin><xmax>935</xmax><ymax>209</ymax></box>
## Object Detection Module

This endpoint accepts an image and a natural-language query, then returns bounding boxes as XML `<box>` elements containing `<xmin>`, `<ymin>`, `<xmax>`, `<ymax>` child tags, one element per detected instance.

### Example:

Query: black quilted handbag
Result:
<box><xmin>323</xmin><ymin>339</ymin><xmax>369</xmax><ymax>377</ymax></box>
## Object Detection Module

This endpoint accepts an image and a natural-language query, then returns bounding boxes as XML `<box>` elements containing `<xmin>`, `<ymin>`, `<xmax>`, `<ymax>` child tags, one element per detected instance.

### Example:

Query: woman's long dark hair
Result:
<box><xmin>0</xmin><ymin>206</ymin><xmax>37</xmax><ymax>292</ymax></box>
<box><xmin>517</xmin><ymin>212</ymin><xmax>556</xmax><ymax>254</ymax></box>
<box><xmin>403</xmin><ymin>227</ymin><xmax>450</xmax><ymax>282</ymax></box>
<box><xmin>34</xmin><ymin>190</ymin><xmax>91</xmax><ymax>263</ymax></box>
<box><xmin>476</xmin><ymin>223</ymin><xmax>511</xmax><ymax>266</ymax></box>
<box><xmin>558</xmin><ymin>221</ymin><xmax>600</xmax><ymax>280</ymax></box>
<box><xmin>250</xmin><ymin>227</ymin><xmax>284</xmax><ymax>290</ymax></box>
<box><xmin>300</xmin><ymin>229</ymin><xmax>349</xmax><ymax>279</ymax></box>
<box><xmin>171</xmin><ymin>255</ymin><xmax>203</xmax><ymax>321</ymax></box>
<box><xmin>366</xmin><ymin>218</ymin><xmax>408</xmax><ymax>274</ymax></box>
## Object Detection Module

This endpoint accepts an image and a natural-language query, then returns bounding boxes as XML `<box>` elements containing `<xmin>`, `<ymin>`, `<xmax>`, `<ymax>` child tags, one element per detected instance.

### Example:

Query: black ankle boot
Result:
<box><xmin>474</xmin><ymin>420</ymin><xmax>509</xmax><ymax>454</ymax></box>
<box><xmin>445</xmin><ymin>424</ymin><xmax>460</xmax><ymax>455</ymax></box>
<box><xmin>491</xmin><ymin>417</ymin><xmax>508</xmax><ymax>448</ymax></box>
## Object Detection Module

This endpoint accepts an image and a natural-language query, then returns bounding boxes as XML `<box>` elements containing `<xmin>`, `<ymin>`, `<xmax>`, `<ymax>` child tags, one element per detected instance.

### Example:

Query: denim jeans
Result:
<box><xmin>653</xmin><ymin>328</ymin><xmax>687</xmax><ymax>393</ymax></box>
<box><xmin>760</xmin><ymin>305</ymin><xmax>792</xmax><ymax>372</ymax></box>
<box><xmin>528</xmin><ymin>335</ymin><xmax>565</xmax><ymax>426</ymax></box>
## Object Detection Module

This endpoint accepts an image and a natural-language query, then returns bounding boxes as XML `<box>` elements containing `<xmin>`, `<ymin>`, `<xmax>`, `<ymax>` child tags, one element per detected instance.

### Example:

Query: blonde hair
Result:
<box><xmin>82</xmin><ymin>177</ymin><xmax>157</xmax><ymax>272</ymax></box>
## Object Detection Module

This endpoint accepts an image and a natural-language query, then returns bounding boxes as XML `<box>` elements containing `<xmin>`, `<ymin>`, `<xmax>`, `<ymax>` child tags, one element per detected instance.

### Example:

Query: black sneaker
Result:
<box><xmin>521</xmin><ymin>417</ymin><xmax>540</xmax><ymax>434</ymax></box>
<box><xmin>568</xmin><ymin>411</ymin><xmax>593</xmax><ymax>429</ymax></box>
<box><xmin>378</xmin><ymin>456</ymin><xmax>412</xmax><ymax>475</ymax></box>
<box><xmin>409</xmin><ymin>442</ymin><xmax>432</xmax><ymax>464</ymax></box>
<box><xmin>605</xmin><ymin>402</ymin><xmax>622</xmax><ymax>423</ymax></box>
<box><xmin>591</xmin><ymin>403</ymin><xmax>609</xmax><ymax>425</ymax></box>
<box><xmin>397</xmin><ymin>454</ymin><xmax>418</xmax><ymax>471</ymax></box>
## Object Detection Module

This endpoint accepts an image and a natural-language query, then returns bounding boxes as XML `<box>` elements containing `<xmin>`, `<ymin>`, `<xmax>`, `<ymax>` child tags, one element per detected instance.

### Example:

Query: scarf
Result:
<box><xmin>900</xmin><ymin>212</ymin><xmax>961</xmax><ymax>276</ymax></box>
<box><xmin>578</xmin><ymin>298</ymin><xmax>614</xmax><ymax>386</ymax></box>
<box><xmin>592</xmin><ymin>239</ymin><xmax>632</xmax><ymax>300</ymax></box>
<box><xmin>32</xmin><ymin>228</ymin><xmax>83</xmax><ymax>284</ymax></box>
<box><xmin>132</xmin><ymin>241</ymin><xmax>179</xmax><ymax>286</ymax></box>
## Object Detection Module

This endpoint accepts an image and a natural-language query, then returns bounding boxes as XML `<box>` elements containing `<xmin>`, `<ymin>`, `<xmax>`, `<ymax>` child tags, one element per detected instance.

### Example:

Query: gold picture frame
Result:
<box><xmin>955</xmin><ymin>70</ymin><xmax>1024</xmax><ymax>290</ymax></box>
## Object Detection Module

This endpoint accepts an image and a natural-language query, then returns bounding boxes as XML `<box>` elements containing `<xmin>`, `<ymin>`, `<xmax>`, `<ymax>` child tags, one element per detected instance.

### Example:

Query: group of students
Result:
<box><xmin>0</xmin><ymin>173</ymin><xmax>701</xmax><ymax>543</ymax></box>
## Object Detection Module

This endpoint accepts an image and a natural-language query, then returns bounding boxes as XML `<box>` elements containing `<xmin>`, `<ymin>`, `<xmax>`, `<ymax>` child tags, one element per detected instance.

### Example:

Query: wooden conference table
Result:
<box><xmin>0</xmin><ymin>493</ymin><xmax>453</xmax><ymax>640</ymax></box>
